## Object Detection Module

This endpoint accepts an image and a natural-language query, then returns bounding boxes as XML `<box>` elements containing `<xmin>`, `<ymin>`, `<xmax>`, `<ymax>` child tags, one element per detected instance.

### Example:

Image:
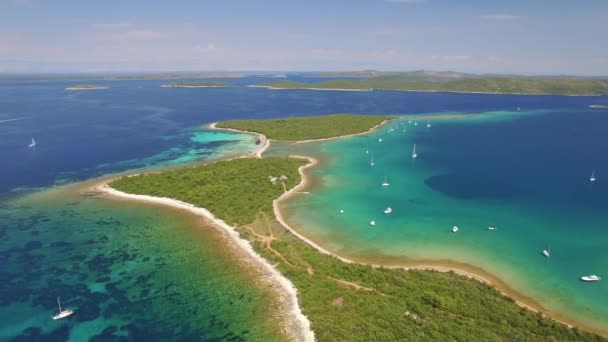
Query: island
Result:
<box><xmin>589</xmin><ymin>104</ymin><xmax>608</xmax><ymax>109</ymax></box>
<box><xmin>102</xmin><ymin>114</ymin><xmax>606</xmax><ymax>341</ymax></box>
<box><xmin>216</xmin><ymin>114</ymin><xmax>393</xmax><ymax>141</ymax></box>
<box><xmin>64</xmin><ymin>84</ymin><xmax>108</xmax><ymax>90</ymax></box>
<box><xmin>161</xmin><ymin>81</ymin><xmax>231</xmax><ymax>88</ymax></box>
<box><xmin>255</xmin><ymin>74</ymin><xmax>608</xmax><ymax>96</ymax></box>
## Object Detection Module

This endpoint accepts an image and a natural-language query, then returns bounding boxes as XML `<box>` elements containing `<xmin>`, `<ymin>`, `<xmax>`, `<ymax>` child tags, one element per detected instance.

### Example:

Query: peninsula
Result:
<box><xmin>105</xmin><ymin>114</ymin><xmax>606</xmax><ymax>341</ymax></box>
<box><xmin>65</xmin><ymin>84</ymin><xmax>108</xmax><ymax>90</ymax></box>
<box><xmin>257</xmin><ymin>75</ymin><xmax>608</xmax><ymax>96</ymax></box>
<box><xmin>161</xmin><ymin>81</ymin><xmax>231</xmax><ymax>88</ymax></box>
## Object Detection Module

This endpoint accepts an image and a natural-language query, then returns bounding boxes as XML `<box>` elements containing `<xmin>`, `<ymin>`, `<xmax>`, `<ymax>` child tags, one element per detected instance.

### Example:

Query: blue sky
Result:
<box><xmin>1</xmin><ymin>0</ymin><xmax>607</xmax><ymax>75</ymax></box>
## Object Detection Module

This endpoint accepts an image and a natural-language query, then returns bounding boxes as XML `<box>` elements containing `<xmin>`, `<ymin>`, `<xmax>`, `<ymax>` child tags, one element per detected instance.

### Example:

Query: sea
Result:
<box><xmin>1</xmin><ymin>77</ymin><xmax>607</xmax><ymax>340</ymax></box>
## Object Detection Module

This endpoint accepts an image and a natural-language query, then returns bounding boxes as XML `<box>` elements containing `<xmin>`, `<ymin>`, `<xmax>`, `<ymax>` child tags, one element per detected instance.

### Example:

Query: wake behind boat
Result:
<box><xmin>381</xmin><ymin>176</ymin><xmax>390</xmax><ymax>187</ymax></box>
<box><xmin>52</xmin><ymin>297</ymin><xmax>74</xmax><ymax>320</ymax></box>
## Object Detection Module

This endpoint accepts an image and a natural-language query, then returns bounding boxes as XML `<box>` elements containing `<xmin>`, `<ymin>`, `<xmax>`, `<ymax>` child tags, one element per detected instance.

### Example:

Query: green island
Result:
<box><xmin>216</xmin><ymin>114</ymin><xmax>393</xmax><ymax>141</ymax></box>
<box><xmin>259</xmin><ymin>76</ymin><xmax>608</xmax><ymax>96</ymax></box>
<box><xmin>162</xmin><ymin>81</ymin><xmax>231</xmax><ymax>88</ymax></box>
<box><xmin>109</xmin><ymin>115</ymin><xmax>606</xmax><ymax>341</ymax></box>
<box><xmin>64</xmin><ymin>84</ymin><xmax>108</xmax><ymax>90</ymax></box>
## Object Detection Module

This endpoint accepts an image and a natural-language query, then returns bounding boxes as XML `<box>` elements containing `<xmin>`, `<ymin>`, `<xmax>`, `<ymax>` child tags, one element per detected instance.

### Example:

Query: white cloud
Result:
<box><xmin>481</xmin><ymin>14</ymin><xmax>522</xmax><ymax>21</ymax></box>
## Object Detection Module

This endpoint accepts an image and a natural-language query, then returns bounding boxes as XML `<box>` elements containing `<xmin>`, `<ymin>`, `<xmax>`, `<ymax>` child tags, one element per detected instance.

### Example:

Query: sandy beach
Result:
<box><xmin>95</xmin><ymin>182</ymin><xmax>315</xmax><ymax>342</ymax></box>
<box><xmin>93</xmin><ymin>119</ymin><xmax>607</xmax><ymax>338</ymax></box>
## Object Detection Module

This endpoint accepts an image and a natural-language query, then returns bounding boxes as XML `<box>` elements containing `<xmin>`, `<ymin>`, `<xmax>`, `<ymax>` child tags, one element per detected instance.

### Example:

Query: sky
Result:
<box><xmin>1</xmin><ymin>0</ymin><xmax>607</xmax><ymax>75</ymax></box>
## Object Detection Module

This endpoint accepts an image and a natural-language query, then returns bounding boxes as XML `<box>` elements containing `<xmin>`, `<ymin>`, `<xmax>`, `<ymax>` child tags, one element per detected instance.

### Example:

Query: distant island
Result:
<box><xmin>161</xmin><ymin>81</ymin><xmax>231</xmax><ymax>88</ymax></box>
<box><xmin>589</xmin><ymin>104</ymin><xmax>608</xmax><ymax>108</ymax></box>
<box><xmin>104</xmin><ymin>114</ymin><xmax>607</xmax><ymax>341</ymax></box>
<box><xmin>256</xmin><ymin>72</ymin><xmax>608</xmax><ymax>96</ymax></box>
<box><xmin>2</xmin><ymin>72</ymin><xmax>246</xmax><ymax>82</ymax></box>
<box><xmin>64</xmin><ymin>84</ymin><xmax>108</xmax><ymax>90</ymax></box>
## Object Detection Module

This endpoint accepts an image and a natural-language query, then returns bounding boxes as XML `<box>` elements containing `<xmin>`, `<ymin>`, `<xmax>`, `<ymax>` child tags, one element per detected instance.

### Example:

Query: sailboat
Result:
<box><xmin>426</xmin><ymin>122</ymin><xmax>432</xmax><ymax>128</ymax></box>
<box><xmin>370</xmin><ymin>220</ymin><xmax>376</xmax><ymax>226</ymax></box>
<box><xmin>381</xmin><ymin>176</ymin><xmax>390</xmax><ymax>187</ymax></box>
<box><xmin>411</xmin><ymin>144</ymin><xmax>418</xmax><ymax>159</ymax></box>
<box><xmin>365</xmin><ymin>146</ymin><xmax>369</xmax><ymax>154</ymax></box>
<box><xmin>384</xmin><ymin>207</ymin><xmax>392</xmax><ymax>214</ymax></box>
<box><xmin>452</xmin><ymin>226</ymin><xmax>459</xmax><ymax>233</ymax></box>
<box><xmin>52</xmin><ymin>297</ymin><xmax>74</xmax><ymax>320</ymax></box>
<box><xmin>339</xmin><ymin>209</ymin><xmax>344</xmax><ymax>214</ymax></box>
<box><xmin>370</xmin><ymin>155</ymin><xmax>375</xmax><ymax>167</ymax></box>
<box><xmin>590</xmin><ymin>170</ymin><xmax>597</xmax><ymax>182</ymax></box>
<box><xmin>28</xmin><ymin>137</ymin><xmax>36</xmax><ymax>148</ymax></box>
<box><xmin>542</xmin><ymin>243</ymin><xmax>551</xmax><ymax>258</ymax></box>
<box><xmin>378</xmin><ymin>138</ymin><xmax>383</xmax><ymax>143</ymax></box>
<box><xmin>414</xmin><ymin>121</ymin><xmax>418</xmax><ymax>126</ymax></box>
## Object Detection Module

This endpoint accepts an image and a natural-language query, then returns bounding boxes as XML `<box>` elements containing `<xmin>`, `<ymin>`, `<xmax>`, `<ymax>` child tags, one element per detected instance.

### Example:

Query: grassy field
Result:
<box><xmin>216</xmin><ymin>114</ymin><xmax>393</xmax><ymax>141</ymax></box>
<box><xmin>261</xmin><ymin>77</ymin><xmax>608</xmax><ymax>95</ymax></box>
<box><xmin>163</xmin><ymin>81</ymin><xmax>231</xmax><ymax>87</ymax></box>
<box><xmin>110</xmin><ymin>156</ymin><xmax>606</xmax><ymax>341</ymax></box>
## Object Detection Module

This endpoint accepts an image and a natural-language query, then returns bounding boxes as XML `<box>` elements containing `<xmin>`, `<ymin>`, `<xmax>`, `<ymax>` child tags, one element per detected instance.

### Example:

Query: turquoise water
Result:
<box><xmin>3</xmin><ymin>79</ymin><xmax>607</xmax><ymax>338</ymax></box>
<box><xmin>281</xmin><ymin>109</ymin><xmax>608</xmax><ymax>331</ymax></box>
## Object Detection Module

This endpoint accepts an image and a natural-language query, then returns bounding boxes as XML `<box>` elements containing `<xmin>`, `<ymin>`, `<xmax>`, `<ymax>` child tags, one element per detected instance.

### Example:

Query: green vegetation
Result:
<box><xmin>163</xmin><ymin>81</ymin><xmax>231</xmax><ymax>87</ymax></box>
<box><xmin>216</xmin><ymin>114</ymin><xmax>393</xmax><ymax>141</ymax></box>
<box><xmin>261</xmin><ymin>76</ymin><xmax>608</xmax><ymax>95</ymax></box>
<box><xmin>111</xmin><ymin>156</ymin><xmax>606</xmax><ymax>341</ymax></box>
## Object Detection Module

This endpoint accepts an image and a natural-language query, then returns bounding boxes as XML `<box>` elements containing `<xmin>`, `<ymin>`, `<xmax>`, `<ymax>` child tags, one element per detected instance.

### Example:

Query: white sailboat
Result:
<box><xmin>370</xmin><ymin>220</ymin><xmax>376</xmax><ymax>226</ymax></box>
<box><xmin>580</xmin><ymin>275</ymin><xmax>601</xmax><ymax>282</ymax></box>
<box><xmin>414</xmin><ymin>121</ymin><xmax>418</xmax><ymax>126</ymax></box>
<box><xmin>411</xmin><ymin>144</ymin><xmax>418</xmax><ymax>159</ymax></box>
<box><xmin>378</xmin><ymin>138</ymin><xmax>383</xmax><ymax>143</ymax></box>
<box><xmin>370</xmin><ymin>155</ymin><xmax>375</xmax><ymax>167</ymax></box>
<box><xmin>384</xmin><ymin>207</ymin><xmax>392</xmax><ymax>214</ymax></box>
<box><xmin>339</xmin><ymin>209</ymin><xmax>344</xmax><ymax>214</ymax></box>
<box><xmin>452</xmin><ymin>226</ymin><xmax>459</xmax><ymax>233</ymax></box>
<box><xmin>426</xmin><ymin>122</ymin><xmax>432</xmax><ymax>128</ymax></box>
<box><xmin>381</xmin><ymin>176</ymin><xmax>390</xmax><ymax>187</ymax></box>
<box><xmin>488</xmin><ymin>226</ymin><xmax>497</xmax><ymax>231</ymax></box>
<box><xmin>52</xmin><ymin>297</ymin><xmax>74</xmax><ymax>320</ymax></box>
<box><xmin>365</xmin><ymin>146</ymin><xmax>369</xmax><ymax>154</ymax></box>
<box><xmin>28</xmin><ymin>137</ymin><xmax>36</xmax><ymax>148</ymax></box>
<box><xmin>590</xmin><ymin>170</ymin><xmax>596</xmax><ymax>182</ymax></box>
<box><xmin>542</xmin><ymin>243</ymin><xmax>551</xmax><ymax>258</ymax></box>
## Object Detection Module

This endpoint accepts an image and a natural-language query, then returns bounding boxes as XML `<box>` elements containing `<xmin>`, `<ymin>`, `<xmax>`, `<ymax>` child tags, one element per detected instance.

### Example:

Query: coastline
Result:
<box><xmin>161</xmin><ymin>85</ymin><xmax>230</xmax><ymax>88</ymax></box>
<box><xmin>249</xmin><ymin>85</ymin><xmax>604</xmax><ymax>97</ymax></box>
<box><xmin>94</xmin><ymin>182</ymin><xmax>315</xmax><ymax>342</ymax></box>
<box><xmin>273</xmin><ymin>156</ymin><xmax>608</xmax><ymax>336</ymax></box>
<box><xmin>208</xmin><ymin>122</ymin><xmax>269</xmax><ymax>158</ymax></box>
<box><xmin>214</xmin><ymin>121</ymin><xmax>606</xmax><ymax>336</ymax></box>
<box><xmin>92</xmin><ymin>119</ymin><xmax>608</xmax><ymax>338</ymax></box>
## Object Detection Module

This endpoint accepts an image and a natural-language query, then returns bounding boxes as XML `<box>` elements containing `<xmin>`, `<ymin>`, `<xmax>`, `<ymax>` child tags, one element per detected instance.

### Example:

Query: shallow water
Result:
<box><xmin>281</xmin><ymin>108</ymin><xmax>608</xmax><ymax>331</ymax></box>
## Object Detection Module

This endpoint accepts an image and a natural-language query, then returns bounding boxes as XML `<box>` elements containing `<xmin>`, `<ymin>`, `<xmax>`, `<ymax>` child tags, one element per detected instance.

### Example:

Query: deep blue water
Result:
<box><xmin>1</xmin><ymin>78</ymin><xmax>606</xmax><ymax>195</ymax></box>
